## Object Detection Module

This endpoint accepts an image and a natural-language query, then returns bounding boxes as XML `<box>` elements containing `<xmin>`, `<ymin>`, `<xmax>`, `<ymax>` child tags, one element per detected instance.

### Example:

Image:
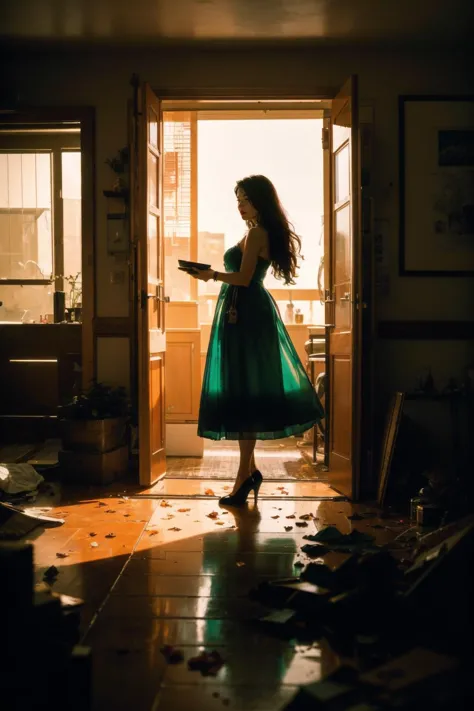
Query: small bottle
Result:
<box><xmin>295</xmin><ymin>309</ymin><xmax>304</xmax><ymax>324</ymax></box>
<box><xmin>285</xmin><ymin>302</ymin><xmax>294</xmax><ymax>324</ymax></box>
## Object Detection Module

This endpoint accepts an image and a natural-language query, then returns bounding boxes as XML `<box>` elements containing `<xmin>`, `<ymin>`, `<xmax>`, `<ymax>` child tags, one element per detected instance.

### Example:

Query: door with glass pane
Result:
<box><xmin>325</xmin><ymin>76</ymin><xmax>362</xmax><ymax>500</ymax></box>
<box><xmin>134</xmin><ymin>83</ymin><xmax>167</xmax><ymax>485</ymax></box>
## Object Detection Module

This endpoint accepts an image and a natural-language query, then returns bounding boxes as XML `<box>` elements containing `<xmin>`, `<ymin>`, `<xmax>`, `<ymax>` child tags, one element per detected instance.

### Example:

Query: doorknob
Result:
<box><xmin>144</xmin><ymin>292</ymin><xmax>170</xmax><ymax>302</ymax></box>
<box><xmin>340</xmin><ymin>292</ymin><xmax>351</xmax><ymax>302</ymax></box>
<box><xmin>140</xmin><ymin>290</ymin><xmax>170</xmax><ymax>308</ymax></box>
<box><xmin>324</xmin><ymin>289</ymin><xmax>334</xmax><ymax>303</ymax></box>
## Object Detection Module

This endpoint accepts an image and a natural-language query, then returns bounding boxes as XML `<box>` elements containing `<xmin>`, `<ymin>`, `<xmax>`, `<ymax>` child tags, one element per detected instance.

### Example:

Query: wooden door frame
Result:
<box><xmin>135</xmin><ymin>83</ymin><xmax>370</xmax><ymax>498</ymax></box>
<box><xmin>155</xmin><ymin>87</ymin><xmax>337</xmax><ymax>101</ymax></box>
<box><xmin>0</xmin><ymin>107</ymin><xmax>96</xmax><ymax>389</ymax></box>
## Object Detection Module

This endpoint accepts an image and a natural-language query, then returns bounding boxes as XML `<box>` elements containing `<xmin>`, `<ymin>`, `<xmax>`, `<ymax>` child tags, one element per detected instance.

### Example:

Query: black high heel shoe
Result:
<box><xmin>219</xmin><ymin>470</ymin><xmax>263</xmax><ymax>507</ymax></box>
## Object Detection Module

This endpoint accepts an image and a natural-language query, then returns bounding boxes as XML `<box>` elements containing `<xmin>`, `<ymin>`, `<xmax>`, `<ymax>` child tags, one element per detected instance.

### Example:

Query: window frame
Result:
<box><xmin>0</xmin><ymin>132</ymin><xmax>81</xmax><ymax>291</ymax></box>
<box><xmin>163</xmin><ymin>108</ymin><xmax>324</xmax><ymax>307</ymax></box>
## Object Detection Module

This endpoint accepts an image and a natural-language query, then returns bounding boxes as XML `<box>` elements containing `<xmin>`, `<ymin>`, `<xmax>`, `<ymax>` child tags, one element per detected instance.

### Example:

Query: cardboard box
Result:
<box><xmin>59</xmin><ymin>417</ymin><xmax>126</xmax><ymax>453</ymax></box>
<box><xmin>58</xmin><ymin>445</ymin><xmax>129</xmax><ymax>484</ymax></box>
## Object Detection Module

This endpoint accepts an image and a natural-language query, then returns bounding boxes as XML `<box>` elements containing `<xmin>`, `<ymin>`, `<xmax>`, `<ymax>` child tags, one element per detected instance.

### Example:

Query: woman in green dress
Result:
<box><xmin>189</xmin><ymin>175</ymin><xmax>324</xmax><ymax>507</ymax></box>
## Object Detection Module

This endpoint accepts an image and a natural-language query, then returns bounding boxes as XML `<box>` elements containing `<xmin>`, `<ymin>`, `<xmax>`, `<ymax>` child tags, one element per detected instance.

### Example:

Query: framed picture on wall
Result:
<box><xmin>399</xmin><ymin>95</ymin><xmax>474</xmax><ymax>276</ymax></box>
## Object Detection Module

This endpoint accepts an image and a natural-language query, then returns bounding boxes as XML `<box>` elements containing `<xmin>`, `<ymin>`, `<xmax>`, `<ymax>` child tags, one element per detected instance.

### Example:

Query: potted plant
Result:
<box><xmin>64</xmin><ymin>272</ymin><xmax>82</xmax><ymax>322</ymax></box>
<box><xmin>58</xmin><ymin>381</ymin><xmax>130</xmax><ymax>484</ymax></box>
<box><xmin>105</xmin><ymin>147</ymin><xmax>129</xmax><ymax>192</ymax></box>
<box><xmin>51</xmin><ymin>272</ymin><xmax>83</xmax><ymax>322</ymax></box>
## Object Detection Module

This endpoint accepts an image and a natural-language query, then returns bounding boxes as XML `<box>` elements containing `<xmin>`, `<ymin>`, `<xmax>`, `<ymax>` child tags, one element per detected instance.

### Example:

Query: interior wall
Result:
<box><xmin>3</xmin><ymin>44</ymin><xmax>472</xmax><ymax>407</ymax></box>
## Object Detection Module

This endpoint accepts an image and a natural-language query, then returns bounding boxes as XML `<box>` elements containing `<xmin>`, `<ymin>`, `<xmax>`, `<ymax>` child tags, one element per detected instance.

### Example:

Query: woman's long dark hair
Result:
<box><xmin>235</xmin><ymin>175</ymin><xmax>302</xmax><ymax>285</ymax></box>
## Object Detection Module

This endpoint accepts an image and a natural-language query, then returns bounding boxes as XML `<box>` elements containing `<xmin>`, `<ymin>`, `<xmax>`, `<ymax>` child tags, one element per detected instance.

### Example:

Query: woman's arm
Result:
<box><xmin>191</xmin><ymin>227</ymin><xmax>266</xmax><ymax>287</ymax></box>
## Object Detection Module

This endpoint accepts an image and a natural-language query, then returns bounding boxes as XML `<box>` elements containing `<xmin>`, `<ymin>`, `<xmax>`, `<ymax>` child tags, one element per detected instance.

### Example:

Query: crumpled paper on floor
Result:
<box><xmin>0</xmin><ymin>463</ymin><xmax>44</xmax><ymax>494</ymax></box>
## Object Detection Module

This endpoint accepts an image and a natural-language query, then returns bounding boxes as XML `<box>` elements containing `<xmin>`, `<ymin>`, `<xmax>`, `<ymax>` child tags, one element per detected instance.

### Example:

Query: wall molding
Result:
<box><xmin>377</xmin><ymin>320</ymin><xmax>474</xmax><ymax>340</ymax></box>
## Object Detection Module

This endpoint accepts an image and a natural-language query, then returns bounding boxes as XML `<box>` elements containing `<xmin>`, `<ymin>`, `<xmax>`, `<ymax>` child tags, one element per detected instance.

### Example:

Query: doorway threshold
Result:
<box><xmin>132</xmin><ymin>477</ymin><xmax>341</xmax><ymax>500</ymax></box>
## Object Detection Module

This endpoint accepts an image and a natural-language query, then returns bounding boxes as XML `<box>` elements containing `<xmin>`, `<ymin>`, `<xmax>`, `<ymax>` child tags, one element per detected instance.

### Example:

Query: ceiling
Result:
<box><xmin>1</xmin><ymin>0</ymin><xmax>472</xmax><ymax>47</ymax></box>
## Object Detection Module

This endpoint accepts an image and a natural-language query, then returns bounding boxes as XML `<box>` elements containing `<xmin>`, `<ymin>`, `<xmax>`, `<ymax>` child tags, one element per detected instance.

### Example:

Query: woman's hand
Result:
<box><xmin>189</xmin><ymin>268</ymin><xmax>214</xmax><ymax>282</ymax></box>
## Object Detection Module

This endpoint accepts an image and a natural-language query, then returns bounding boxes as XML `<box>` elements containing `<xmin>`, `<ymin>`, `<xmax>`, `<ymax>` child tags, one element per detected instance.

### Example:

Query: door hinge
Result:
<box><xmin>321</xmin><ymin>127</ymin><xmax>329</xmax><ymax>151</ymax></box>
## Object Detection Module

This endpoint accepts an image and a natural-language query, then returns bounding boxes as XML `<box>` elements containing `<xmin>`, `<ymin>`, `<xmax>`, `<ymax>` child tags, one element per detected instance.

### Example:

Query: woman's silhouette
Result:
<box><xmin>189</xmin><ymin>175</ymin><xmax>324</xmax><ymax>505</ymax></box>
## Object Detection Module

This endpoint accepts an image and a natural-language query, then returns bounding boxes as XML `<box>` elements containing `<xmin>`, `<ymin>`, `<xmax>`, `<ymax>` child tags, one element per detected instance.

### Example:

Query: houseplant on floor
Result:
<box><xmin>58</xmin><ymin>381</ymin><xmax>130</xmax><ymax>484</ymax></box>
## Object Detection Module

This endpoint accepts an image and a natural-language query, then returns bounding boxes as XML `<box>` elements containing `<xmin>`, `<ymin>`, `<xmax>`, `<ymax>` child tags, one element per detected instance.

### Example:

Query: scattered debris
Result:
<box><xmin>160</xmin><ymin>500</ymin><xmax>172</xmax><ymax>508</ymax></box>
<box><xmin>188</xmin><ymin>650</ymin><xmax>225</xmax><ymax>676</ymax></box>
<box><xmin>89</xmin><ymin>532</ymin><xmax>97</xmax><ymax>537</ymax></box>
<box><xmin>299</xmin><ymin>514</ymin><xmax>314</xmax><ymax>520</ymax></box>
<box><xmin>105</xmin><ymin>509</ymin><xmax>116</xmax><ymax>514</ymax></box>
<box><xmin>236</xmin><ymin>561</ymin><xmax>246</xmax><ymax>567</ymax></box>
<box><xmin>303</xmin><ymin>527</ymin><xmax>376</xmax><ymax>551</ymax></box>
<box><xmin>177</xmin><ymin>508</ymin><xmax>191</xmax><ymax>513</ymax></box>
<box><xmin>286</xmin><ymin>515</ymin><xmax>296</xmax><ymax>519</ymax></box>
<box><xmin>207</xmin><ymin>511</ymin><xmax>219</xmax><ymax>519</ymax></box>
<box><xmin>285</xmin><ymin>526</ymin><xmax>293</xmax><ymax>532</ymax></box>
<box><xmin>124</xmin><ymin>514</ymin><xmax>130</xmax><ymax>518</ymax></box>
<box><xmin>43</xmin><ymin>565</ymin><xmax>59</xmax><ymax>581</ymax></box>
<box><xmin>105</xmin><ymin>533</ymin><xmax>116</xmax><ymax>539</ymax></box>
<box><xmin>271</xmin><ymin>515</ymin><xmax>280</xmax><ymax>519</ymax></box>
<box><xmin>149</xmin><ymin>530</ymin><xmax>159</xmax><ymax>536</ymax></box>
<box><xmin>90</xmin><ymin>542</ymin><xmax>99</xmax><ymax>548</ymax></box>
<box><xmin>56</xmin><ymin>552</ymin><xmax>69</xmax><ymax>559</ymax></box>
<box><xmin>98</xmin><ymin>502</ymin><xmax>107</xmax><ymax>507</ymax></box>
<box><xmin>168</xmin><ymin>527</ymin><xmax>181</xmax><ymax>532</ymax></box>
<box><xmin>295</xmin><ymin>521</ymin><xmax>308</xmax><ymax>528</ymax></box>
<box><xmin>204</xmin><ymin>489</ymin><xmax>215</xmax><ymax>496</ymax></box>
<box><xmin>301</xmin><ymin>544</ymin><xmax>330</xmax><ymax>558</ymax></box>
<box><xmin>215</xmin><ymin>521</ymin><xmax>225</xmax><ymax>525</ymax></box>
<box><xmin>160</xmin><ymin>645</ymin><xmax>184</xmax><ymax>664</ymax></box>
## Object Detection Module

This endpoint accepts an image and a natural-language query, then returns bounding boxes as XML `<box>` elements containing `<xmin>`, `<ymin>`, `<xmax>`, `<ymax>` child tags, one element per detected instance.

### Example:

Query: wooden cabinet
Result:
<box><xmin>165</xmin><ymin>328</ymin><xmax>201</xmax><ymax>422</ymax></box>
<box><xmin>0</xmin><ymin>324</ymin><xmax>81</xmax><ymax>417</ymax></box>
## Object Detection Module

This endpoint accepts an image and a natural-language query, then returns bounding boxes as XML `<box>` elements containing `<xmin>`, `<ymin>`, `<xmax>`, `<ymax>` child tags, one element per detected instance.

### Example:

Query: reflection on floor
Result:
<box><xmin>18</xmin><ymin>478</ymin><xmax>405</xmax><ymax>711</ymax></box>
<box><xmin>141</xmin><ymin>477</ymin><xmax>340</xmax><ymax>500</ymax></box>
<box><xmin>167</xmin><ymin>437</ymin><xmax>328</xmax><ymax>481</ymax></box>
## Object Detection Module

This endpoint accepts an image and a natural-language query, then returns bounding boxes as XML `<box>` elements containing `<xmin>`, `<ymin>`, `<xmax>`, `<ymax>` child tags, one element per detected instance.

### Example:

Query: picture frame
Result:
<box><xmin>377</xmin><ymin>392</ymin><xmax>405</xmax><ymax>508</ymax></box>
<box><xmin>399</xmin><ymin>95</ymin><xmax>474</xmax><ymax>276</ymax></box>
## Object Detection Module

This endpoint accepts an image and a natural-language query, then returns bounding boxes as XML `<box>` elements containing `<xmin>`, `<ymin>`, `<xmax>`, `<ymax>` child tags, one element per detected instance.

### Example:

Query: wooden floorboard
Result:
<box><xmin>11</xmin><ymin>475</ymin><xmax>410</xmax><ymax>711</ymax></box>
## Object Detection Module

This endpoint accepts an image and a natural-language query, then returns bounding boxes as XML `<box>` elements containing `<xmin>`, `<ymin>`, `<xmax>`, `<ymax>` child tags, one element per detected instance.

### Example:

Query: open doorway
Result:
<box><xmin>162</xmin><ymin>105</ymin><xmax>328</xmax><ymax>483</ymax></box>
<box><xmin>133</xmin><ymin>80</ymin><xmax>364</xmax><ymax>499</ymax></box>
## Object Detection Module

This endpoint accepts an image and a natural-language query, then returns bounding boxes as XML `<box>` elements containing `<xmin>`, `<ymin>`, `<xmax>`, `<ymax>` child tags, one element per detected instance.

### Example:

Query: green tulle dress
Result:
<box><xmin>198</xmin><ymin>244</ymin><xmax>324</xmax><ymax>441</ymax></box>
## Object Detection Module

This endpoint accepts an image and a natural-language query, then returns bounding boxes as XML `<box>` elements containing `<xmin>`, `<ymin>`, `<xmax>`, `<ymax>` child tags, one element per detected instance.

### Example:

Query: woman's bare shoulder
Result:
<box><xmin>247</xmin><ymin>226</ymin><xmax>269</xmax><ymax>258</ymax></box>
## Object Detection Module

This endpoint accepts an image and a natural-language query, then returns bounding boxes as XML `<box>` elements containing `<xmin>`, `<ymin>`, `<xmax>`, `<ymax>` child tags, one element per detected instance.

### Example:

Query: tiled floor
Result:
<box><xmin>146</xmin><ymin>477</ymin><xmax>339</xmax><ymax>499</ymax></box>
<box><xmin>19</xmin><ymin>477</ymin><xmax>408</xmax><ymax>711</ymax></box>
<box><xmin>166</xmin><ymin>437</ymin><xmax>327</xmax><ymax>481</ymax></box>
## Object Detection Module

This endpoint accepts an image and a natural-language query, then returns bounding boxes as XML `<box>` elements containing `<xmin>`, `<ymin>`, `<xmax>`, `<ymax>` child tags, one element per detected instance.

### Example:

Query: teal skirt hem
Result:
<box><xmin>198</xmin><ymin>417</ymin><xmax>321</xmax><ymax>442</ymax></box>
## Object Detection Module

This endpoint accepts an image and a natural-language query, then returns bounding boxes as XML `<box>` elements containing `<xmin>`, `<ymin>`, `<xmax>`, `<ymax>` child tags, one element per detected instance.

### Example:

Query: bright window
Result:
<box><xmin>197</xmin><ymin>119</ymin><xmax>324</xmax><ymax>290</ymax></box>
<box><xmin>162</xmin><ymin>113</ymin><xmax>325</xmax><ymax>325</ymax></box>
